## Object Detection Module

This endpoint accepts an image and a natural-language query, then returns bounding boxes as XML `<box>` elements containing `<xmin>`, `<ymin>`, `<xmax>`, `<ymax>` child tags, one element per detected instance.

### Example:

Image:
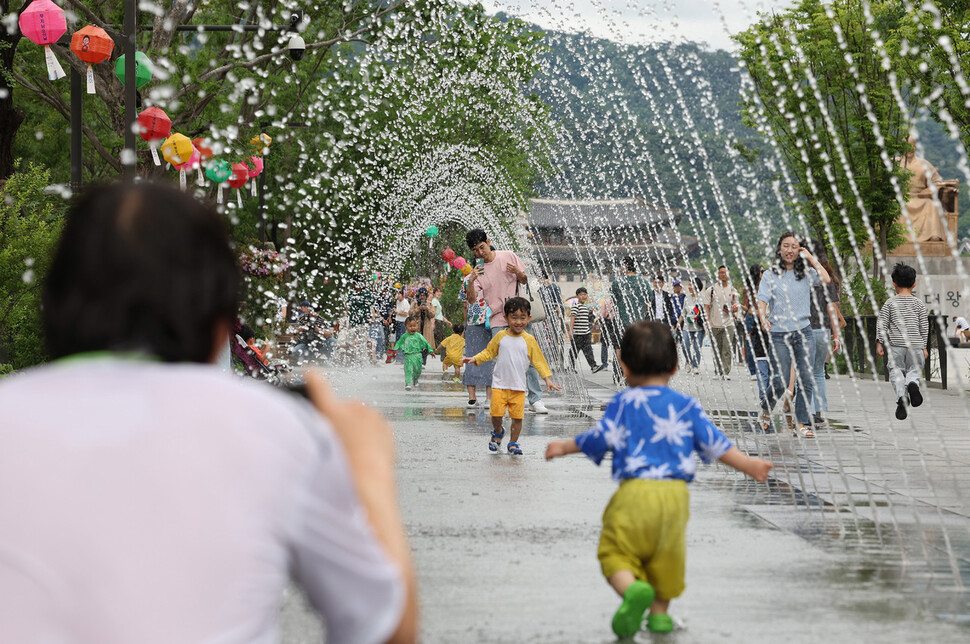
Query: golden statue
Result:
<box><xmin>898</xmin><ymin>136</ymin><xmax>959</xmax><ymax>243</ymax></box>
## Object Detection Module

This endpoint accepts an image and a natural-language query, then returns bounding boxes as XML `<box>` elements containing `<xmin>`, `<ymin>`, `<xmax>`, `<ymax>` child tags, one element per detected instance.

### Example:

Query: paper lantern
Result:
<box><xmin>19</xmin><ymin>0</ymin><xmax>67</xmax><ymax>81</ymax></box>
<box><xmin>250</xmin><ymin>133</ymin><xmax>272</xmax><ymax>154</ymax></box>
<box><xmin>115</xmin><ymin>51</ymin><xmax>153</xmax><ymax>89</ymax></box>
<box><xmin>245</xmin><ymin>155</ymin><xmax>264</xmax><ymax>196</ymax></box>
<box><xmin>71</xmin><ymin>25</ymin><xmax>114</xmax><ymax>94</ymax></box>
<box><xmin>205</xmin><ymin>159</ymin><xmax>233</xmax><ymax>204</ymax></box>
<box><xmin>394</xmin><ymin>282</ymin><xmax>402</xmax><ymax>289</ymax></box>
<box><xmin>425</xmin><ymin>226</ymin><xmax>439</xmax><ymax>237</ymax></box>
<box><xmin>228</xmin><ymin>162</ymin><xmax>249</xmax><ymax>207</ymax></box>
<box><xmin>452</xmin><ymin>256</ymin><xmax>466</xmax><ymax>270</ymax></box>
<box><xmin>173</xmin><ymin>147</ymin><xmax>202</xmax><ymax>189</ymax></box>
<box><xmin>160</xmin><ymin>133</ymin><xmax>193</xmax><ymax>165</ymax></box>
<box><xmin>442</xmin><ymin>248</ymin><xmax>456</xmax><ymax>262</ymax></box>
<box><xmin>192</xmin><ymin>138</ymin><xmax>214</xmax><ymax>161</ymax></box>
<box><xmin>460</xmin><ymin>264</ymin><xmax>473</xmax><ymax>276</ymax></box>
<box><xmin>137</xmin><ymin>107</ymin><xmax>171</xmax><ymax>166</ymax></box>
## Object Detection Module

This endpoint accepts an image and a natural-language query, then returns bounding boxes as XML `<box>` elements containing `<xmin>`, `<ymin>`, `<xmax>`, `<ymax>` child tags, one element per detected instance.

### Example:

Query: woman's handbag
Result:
<box><xmin>516</xmin><ymin>277</ymin><xmax>547</xmax><ymax>323</ymax></box>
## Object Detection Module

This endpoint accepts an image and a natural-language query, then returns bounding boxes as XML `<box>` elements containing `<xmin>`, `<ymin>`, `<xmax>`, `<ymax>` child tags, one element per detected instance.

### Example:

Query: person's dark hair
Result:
<box><xmin>43</xmin><ymin>182</ymin><xmax>241</xmax><ymax>363</ymax></box>
<box><xmin>620</xmin><ymin>321</ymin><xmax>677</xmax><ymax>376</ymax></box>
<box><xmin>465</xmin><ymin>228</ymin><xmax>488</xmax><ymax>249</ymax></box>
<box><xmin>504</xmin><ymin>296</ymin><xmax>531</xmax><ymax>317</ymax></box>
<box><xmin>655</xmin><ymin>274</ymin><xmax>664</xmax><ymax>282</ymax></box>
<box><xmin>404</xmin><ymin>315</ymin><xmax>419</xmax><ymax>326</ymax></box>
<box><xmin>717</xmin><ymin>264</ymin><xmax>727</xmax><ymax>272</ymax></box>
<box><xmin>774</xmin><ymin>231</ymin><xmax>806</xmax><ymax>280</ymax></box>
<box><xmin>693</xmin><ymin>277</ymin><xmax>704</xmax><ymax>290</ymax></box>
<box><xmin>452</xmin><ymin>323</ymin><xmax>465</xmax><ymax>335</ymax></box>
<box><xmin>623</xmin><ymin>256</ymin><xmax>636</xmax><ymax>273</ymax></box>
<box><xmin>240</xmin><ymin>324</ymin><xmax>255</xmax><ymax>342</ymax></box>
<box><xmin>748</xmin><ymin>263</ymin><xmax>764</xmax><ymax>290</ymax></box>
<box><xmin>891</xmin><ymin>262</ymin><xmax>917</xmax><ymax>288</ymax></box>
<box><xmin>575</xmin><ymin>287</ymin><xmax>588</xmax><ymax>295</ymax></box>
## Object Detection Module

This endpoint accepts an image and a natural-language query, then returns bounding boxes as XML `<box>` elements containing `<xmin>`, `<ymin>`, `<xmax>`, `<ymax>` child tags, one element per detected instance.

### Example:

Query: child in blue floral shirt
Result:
<box><xmin>546</xmin><ymin>321</ymin><xmax>772</xmax><ymax>637</ymax></box>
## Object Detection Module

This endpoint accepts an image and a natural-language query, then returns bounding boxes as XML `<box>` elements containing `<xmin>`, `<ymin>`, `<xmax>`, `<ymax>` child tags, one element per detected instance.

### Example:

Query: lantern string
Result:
<box><xmin>44</xmin><ymin>45</ymin><xmax>66</xmax><ymax>81</ymax></box>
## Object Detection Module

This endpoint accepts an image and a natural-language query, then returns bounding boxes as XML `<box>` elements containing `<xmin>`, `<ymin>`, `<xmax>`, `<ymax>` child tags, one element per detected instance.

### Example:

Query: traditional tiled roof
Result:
<box><xmin>527</xmin><ymin>198</ymin><xmax>680</xmax><ymax>229</ymax></box>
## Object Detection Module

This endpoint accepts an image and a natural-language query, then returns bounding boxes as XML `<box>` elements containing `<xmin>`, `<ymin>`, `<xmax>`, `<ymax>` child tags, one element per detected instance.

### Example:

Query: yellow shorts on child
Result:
<box><xmin>490</xmin><ymin>388</ymin><xmax>526</xmax><ymax>419</ymax></box>
<box><xmin>598</xmin><ymin>478</ymin><xmax>689</xmax><ymax>600</ymax></box>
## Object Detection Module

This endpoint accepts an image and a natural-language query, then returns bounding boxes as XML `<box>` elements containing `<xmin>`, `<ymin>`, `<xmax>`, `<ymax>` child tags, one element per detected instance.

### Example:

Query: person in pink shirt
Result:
<box><xmin>464</xmin><ymin>229</ymin><xmax>550</xmax><ymax>414</ymax></box>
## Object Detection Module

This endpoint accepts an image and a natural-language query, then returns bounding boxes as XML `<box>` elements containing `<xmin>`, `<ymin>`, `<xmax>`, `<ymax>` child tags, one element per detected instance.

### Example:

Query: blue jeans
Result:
<box><xmin>492</xmin><ymin>325</ymin><xmax>542</xmax><ymax>405</ymax></box>
<box><xmin>764</xmin><ymin>327</ymin><xmax>815</xmax><ymax>426</ymax></box>
<box><xmin>812</xmin><ymin>328</ymin><xmax>829</xmax><ymax>413</ymax></box>
<box><xmin>744</xmin><ymin>314</ymin><xmax>757</xmax><ymax>375</ymax></box>
<box><xmin>682</xmin><ymin>329</ymin><xmax>704</xmax><ymax>369</ymax></box>
<box><xmin>756</xmin><ymin>358</ymin><xmax>772</xmax><ymax>402</ymax></box>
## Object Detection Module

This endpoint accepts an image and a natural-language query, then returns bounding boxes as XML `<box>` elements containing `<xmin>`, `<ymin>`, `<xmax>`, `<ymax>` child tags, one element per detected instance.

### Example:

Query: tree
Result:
<box><xmin>0</xmin><ymin>161</ymin><xmax>63</xmax><ymax>373</ymax></box>
<box><xmin>734</xmin><ymin>0</ymin><xmax>911</xmax><ymax>278</ymax></box>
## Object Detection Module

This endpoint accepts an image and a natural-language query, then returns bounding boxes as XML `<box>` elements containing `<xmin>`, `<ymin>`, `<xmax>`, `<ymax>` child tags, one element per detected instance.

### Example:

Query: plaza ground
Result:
<box><xmin>280</xmin><ymin>341</ymin><xmax>970</xmax><ymax>643</ymax></box>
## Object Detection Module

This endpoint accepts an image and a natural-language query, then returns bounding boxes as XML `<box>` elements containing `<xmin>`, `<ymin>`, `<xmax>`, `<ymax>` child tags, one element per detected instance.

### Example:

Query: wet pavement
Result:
<box><xmin>280</xmin><ymin>345</ymin><xmax>970</xmax><ymax>642</ymax></box>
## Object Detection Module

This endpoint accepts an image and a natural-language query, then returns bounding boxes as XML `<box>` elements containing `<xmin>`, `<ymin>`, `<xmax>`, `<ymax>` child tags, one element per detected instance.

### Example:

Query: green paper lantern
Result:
<box><xmin>205</xmin><ymin>159</ymin><xmax>232</xmax><ymax>183</ymax></box>
<box><xmin>115</xmin><ymin>51</ymin><xmax>153</xmax><ymax>88</ymax></box>
<box><xmin>425</xmin><ymin>225</ymin><xmax>439</xmax><ymax>238</ymax></box>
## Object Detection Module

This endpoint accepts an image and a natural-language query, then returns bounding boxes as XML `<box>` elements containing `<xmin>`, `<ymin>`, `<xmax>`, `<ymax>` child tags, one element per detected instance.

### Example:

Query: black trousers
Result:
<box><xmin>569</xmin><ymin>333</ymin><xmax>597</xmax><ymax>369</ymax></box>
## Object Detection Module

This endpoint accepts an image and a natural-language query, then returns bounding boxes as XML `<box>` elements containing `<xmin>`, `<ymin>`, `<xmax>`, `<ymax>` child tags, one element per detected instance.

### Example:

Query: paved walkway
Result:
<box><xmin>279</xmin><ymin>344</ymin><xmax>970</xmax><ymax>642</ymax></box>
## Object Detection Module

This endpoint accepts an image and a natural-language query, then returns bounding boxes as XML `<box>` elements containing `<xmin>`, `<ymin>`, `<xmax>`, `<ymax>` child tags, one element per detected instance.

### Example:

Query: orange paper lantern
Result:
<box><xmin>71</xmin><ymin>25</ymin><xmax>114</xmax><ymax>94</ymax></box>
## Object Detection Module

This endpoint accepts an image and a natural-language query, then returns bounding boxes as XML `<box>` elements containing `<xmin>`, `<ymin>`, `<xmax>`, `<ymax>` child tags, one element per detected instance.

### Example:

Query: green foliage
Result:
<box><xmin>734</xmin><ymin>0</ymin><xmax>911</xmax><ymax>273</ymax></box>
<box><xmin>0</xmin><ymin>161</ymin><xmax>64</xmax><ymax>373</ymax></box>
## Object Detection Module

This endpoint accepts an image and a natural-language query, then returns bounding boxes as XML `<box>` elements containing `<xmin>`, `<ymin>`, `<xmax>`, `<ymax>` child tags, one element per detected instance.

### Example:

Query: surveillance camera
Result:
<box><xmin>288</xmin><ymin>34</ymin><xmax>306</xmax><ymax>61</ymax></box>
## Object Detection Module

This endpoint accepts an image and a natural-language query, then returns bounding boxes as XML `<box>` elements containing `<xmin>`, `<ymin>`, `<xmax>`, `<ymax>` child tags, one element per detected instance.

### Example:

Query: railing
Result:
<box><xmin>840</xmin><ymin>314</ymin><xmax>949</xmax><ymax>388</ymax></box>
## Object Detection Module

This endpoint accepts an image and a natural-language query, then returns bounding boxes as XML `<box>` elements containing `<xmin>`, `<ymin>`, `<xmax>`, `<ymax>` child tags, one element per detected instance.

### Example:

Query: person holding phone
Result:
<box><xmin>465</xmin><ymin>228</ymin><xmax>550</xmax><ymax>414</ymax></box>
<box><xmin>756</xmin><ymin>231</ymin><xmax>831</xmax><ymax>438</ymax></box>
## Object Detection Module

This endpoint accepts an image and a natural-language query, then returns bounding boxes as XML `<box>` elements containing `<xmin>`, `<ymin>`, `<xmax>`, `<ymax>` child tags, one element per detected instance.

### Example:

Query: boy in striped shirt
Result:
<box><xmin>465</xmin><ymin>297</ymin><xmax>561</xmax><ymax>455</ymax></box>
<box><xmin>876</xmin><ymin>263</ymin><xmax>929</xmax><ymax>420</ymax></box>
<box><xmin>569</xmin><ymin>287</ymin><xmax>605</xmax><ymax>373</ymax></box>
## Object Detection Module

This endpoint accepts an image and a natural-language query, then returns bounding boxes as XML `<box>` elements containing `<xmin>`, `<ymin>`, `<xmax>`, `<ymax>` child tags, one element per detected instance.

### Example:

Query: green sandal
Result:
<box><xmin>611</xmin><ymin>580</ymin><xmax>654</xmax><ymax>639</ymax></box>
<box><xmin>647</xmin><ymin>613</ymin><xmax>674</xmax><ymax>633</ymax></box>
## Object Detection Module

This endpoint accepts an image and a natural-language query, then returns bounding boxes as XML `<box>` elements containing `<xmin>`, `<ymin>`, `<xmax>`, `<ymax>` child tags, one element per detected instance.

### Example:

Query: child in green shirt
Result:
<box><xmin>395</xmin><ymin>316</ymin><xmax>435</xmax><ymax>390</ymax></box>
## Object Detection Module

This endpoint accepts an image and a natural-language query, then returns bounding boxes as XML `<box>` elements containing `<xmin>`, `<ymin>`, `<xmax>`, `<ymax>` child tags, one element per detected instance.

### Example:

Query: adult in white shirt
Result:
<box><xmin>703</xmin><ymin>265</ymin><xmax>740</xmax><ymax>378</ymax></box>
<box><xmin>953</xmin><ymin>316</ymin><xmax>970</xmax><ymax>342</ymax></box>
<box><xmin>0</xmin><ymin>182</ymin><xmax>417</xmax><ymax>644</ymax></box>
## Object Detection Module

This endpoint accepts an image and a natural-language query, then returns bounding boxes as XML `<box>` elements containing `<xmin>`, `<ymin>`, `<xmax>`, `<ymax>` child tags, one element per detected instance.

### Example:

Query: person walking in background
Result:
<box><xmin>0</xmin><ymin>182</ymin><xmax>417</xmax><ymax>644</ymax></box>
<box><xmin>545</xmin><ymin>321</ymin><xmax>772</xmax><ymax>638</ymax></box>
<box><xmin>466</xmin><ymin>228</ymin><xmax>550</xmax><ymax>414</ymax></box>
<box><xmin>609</xmin><ymin>256</ymin><xmax>654</xmax><ymax>370</ymax></box>
<box><xmin>703</xmin><ymin>265</ymin><xmax>740</xmax><ymax>379</ymax></box>
<box><xmin>393</xmin><ymin>290</ymin><xmax>411</xmax><ymax>363</ymax></box>
<box><xmin>600</xmin><ymin>293</ymin><xmax>623</xmax><ymax>383</ymax></box>
<box><xmin>652</xmin><ymin>275</ymin><xmax>676</xmax><ymax>327</ymax></box>
<box><xmin>756</xmin><ymin>232</ymin><xmax>831</xmax><ymax>438</ymax></box>
<box><xmin>459</xmin><ymin>270</ymin><xmax>494</xmax><ymax>409</ymax></box>
<box><xmin>437</xmin><ymin>323</ymin><xmax>466</xmax><ymax>380</ymax></box>
<box><xmin>741</xmin><ymin>266</ymin><xmax>762</xmax><ymax>381</ymax></box>
<box><xmin>430</xmin><ymin>286</ymin><xmax>450</xmax><ymax>346</ymax></box>
<box><xmin>876</xmin><ymin>263</ymin><xmax>929</xmax><ymax>421</ymax></box>
<box><xmin>669</xmin><ymin>280</ymin><xmax>686</xmax><ymax>334</ymax></box>
<box><xmin>675</xmin><ymin>277</ymin><xmax>706</xmax><ymax>375</ymax></box>
<box><xmin>808</xmin><ymin>247</ymin><xmax>842</xmax><ymax>424</ymax></box>
<box><xmin>539</xmin><ymin>270</ymin><xmax>566</xmax><ymax>369</ymax></box>
<box><xmin>569</xmin><ymin>287</ymin><xmax>604</xmax><ymax>373</ymax></box>
<box><xmin>395</xmin><ymin>316</ymin><xmax>435</xmax><ymax>390</ymax></box>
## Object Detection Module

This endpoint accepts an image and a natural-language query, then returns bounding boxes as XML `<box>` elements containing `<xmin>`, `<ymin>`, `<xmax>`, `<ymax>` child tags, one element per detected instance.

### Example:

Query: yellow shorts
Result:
<box><xmin>490</xmin><ymin>388</ymin><xmax>526</xmax><ymax>420</ymax></box>
<box><xmin>598</xmin><ymin>479</ymin><xmax>689</xmax><ymax>600</ymax></box>
<box><xmin>443</xmin><ymin>356</ymin><xmax>462</xmax><ymax>368</ymax></box>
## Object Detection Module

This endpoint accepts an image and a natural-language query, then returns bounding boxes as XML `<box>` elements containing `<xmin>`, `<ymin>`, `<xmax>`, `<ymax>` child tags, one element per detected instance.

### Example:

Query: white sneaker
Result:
<box><xmin>750</xmin><ymin>375</ymin><xmax>758</xmax><ymax>381</ymax></box>
<box><xmin>466</xmin><ymin>399</ymin><xmax>478</xmax><ymax>408</ymax></box>
<box><xmin>531</xmin><ymin>400</ymin><xmax>550</xmax><ymax>414</ymax></box>
<box><xmin>692</xmin><ymin>368</ymin><xmax>700</xmax><ymax>375</ymax></box>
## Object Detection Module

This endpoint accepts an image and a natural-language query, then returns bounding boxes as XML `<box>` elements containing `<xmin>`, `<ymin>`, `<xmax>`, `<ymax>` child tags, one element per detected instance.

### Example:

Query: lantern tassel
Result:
<box><xmin>197</xmin><ymin>167</ymin><xmax>204</xmax><ymax>184</ymax></box>
<box><xmin>251</xmin><ymin>181</ymin><xmax>257</xmax><ymax>197</ymax></box>
<box><xmin>217</xmin><ymin>184</ymin><xmax>224</xmax><ymax>204</ymax></box>
<box><xmin>86</xmin><ymin>64</ymin><xmax>96</xmax><ymax>94</ymax></box>
<box><xmin>179</xmin><ymin>169</ymin><xmax>186</xmax><ymax>191</ymax></box>
<box><xmin>236</xmin><ymin>189</ymin><xmax>243</xmax><ymax>208</ymax></box>
<box><xmin>150</xmin><ymin>145</ymin><xmax>160</xmax><ymax>166</ymax></box>
<box><xmin>44</xmin><ymin>46</ymin><xmax>66</xmax><ymax>81</ymax></box>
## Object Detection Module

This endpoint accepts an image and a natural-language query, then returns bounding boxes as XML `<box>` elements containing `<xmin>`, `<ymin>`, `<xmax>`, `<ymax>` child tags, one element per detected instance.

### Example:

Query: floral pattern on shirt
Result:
<box><xmin>459</xmin><ymin>276</ymin><xmax>489</xmax><ymax>326</ymax></box>
<box><xmin>575</xmin><ymin>386</ymin><xmax>732</xmax><ymax>482</ymax></box>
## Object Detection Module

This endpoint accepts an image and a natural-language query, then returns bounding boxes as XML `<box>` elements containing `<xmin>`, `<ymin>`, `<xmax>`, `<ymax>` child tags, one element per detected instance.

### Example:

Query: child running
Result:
<box><xmin>395</xmin><ymin>315</ymin><xmax>435</xmax><ymax>391</ymax></box>
<box><xmin>876</xmin><ymin>263</ymin><xmax>929</xmax><ymax>420</ymax></box>
<box><xmin>464</xmin><ymin>297</ymin><xmax>561</xmax><ymax>455</ymax></box>
<box><xmin>546</xmin><ymin>321</ymin><xmax>773</xmax><ymax>637</ymax></box>
<box><xmin>437</xmin><ymin>323</ymin><xmax>466</xmax><ymax>380</ymax></box>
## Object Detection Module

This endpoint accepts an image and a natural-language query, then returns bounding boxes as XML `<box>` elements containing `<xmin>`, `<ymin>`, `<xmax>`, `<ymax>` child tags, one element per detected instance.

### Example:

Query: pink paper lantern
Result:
<box><xmin>451</xmin><ymin>257</ymin><xmax>466</xmax><ymax>270</ymax></box>
<box><xmin>173</xmin><ymin>146</ymin><xmax>200</xmax><ymax>171</ymax></box>
<box><xmin>19</xmin><ymin>0</ymin><xmax>67</xmax><ymax>81</ymax></box>
<box><xmin>246</xmin><ymin>155</ymin><xmax>264</xmax><ymax>179</ymax></box>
